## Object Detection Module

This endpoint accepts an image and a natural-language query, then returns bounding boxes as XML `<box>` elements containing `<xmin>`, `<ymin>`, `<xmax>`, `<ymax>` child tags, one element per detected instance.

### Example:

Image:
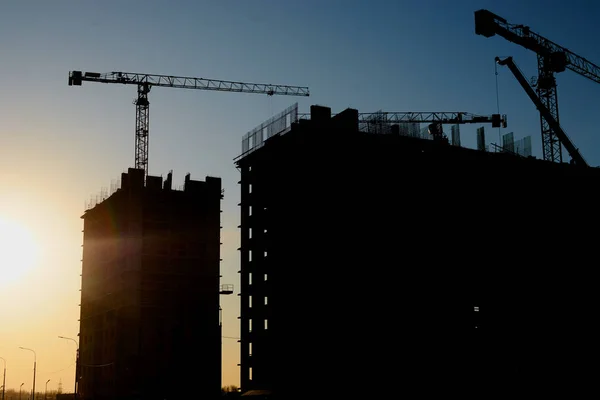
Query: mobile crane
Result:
<box><xmin>475</xmin><ymin>9</ymin><xmax>600</xmax><ymax>163</ymax></box>
<box><xmin>69</xmin><ymin>71</ymin><xmax>310</xmax><ymax>176</ymax></box>
<box><xmin>495</xmin><ymin>56</ymin><xmax>586</xmax><ymax>166</ymax></box>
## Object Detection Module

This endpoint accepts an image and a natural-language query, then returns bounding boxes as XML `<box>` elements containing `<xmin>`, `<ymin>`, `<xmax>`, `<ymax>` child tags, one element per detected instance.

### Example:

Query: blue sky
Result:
<box><xmin>1</xmin><ymin>0</ymin><xmax>600</xmax><ymax>390</ymax></box>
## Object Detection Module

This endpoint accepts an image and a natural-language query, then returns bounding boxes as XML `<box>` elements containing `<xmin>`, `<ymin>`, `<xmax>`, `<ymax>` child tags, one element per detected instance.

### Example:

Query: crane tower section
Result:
<box><xmin>495</xmin><ymin>56</ymin><xmax>587</xmax><ymax>166</ymax></box>
<box><xmin>475</xmin><ymin>9</ymin><xmax>600</xmax><ymax>164</ymax></box>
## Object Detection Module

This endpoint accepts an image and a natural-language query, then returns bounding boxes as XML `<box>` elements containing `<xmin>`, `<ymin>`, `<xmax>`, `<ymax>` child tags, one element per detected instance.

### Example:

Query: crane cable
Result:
<box><xmin>495</xmin><ymin>60</ymin><xmax>502</xmax><ymax>148</ymax></box>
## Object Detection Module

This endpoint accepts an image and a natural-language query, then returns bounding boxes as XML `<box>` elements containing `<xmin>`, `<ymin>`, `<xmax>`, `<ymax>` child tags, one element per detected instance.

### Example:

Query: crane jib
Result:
<box><xmin>67</xmin><ymin>69</ymin><xmax>310</xmax><ymax>176</ymax></box>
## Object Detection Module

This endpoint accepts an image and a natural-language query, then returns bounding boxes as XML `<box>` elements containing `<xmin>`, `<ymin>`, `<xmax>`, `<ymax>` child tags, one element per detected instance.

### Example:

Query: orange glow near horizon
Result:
<box><xmin>0</xmin><ymin>217</ymin><xmax>40</xmax><ymax>288</ymax></box>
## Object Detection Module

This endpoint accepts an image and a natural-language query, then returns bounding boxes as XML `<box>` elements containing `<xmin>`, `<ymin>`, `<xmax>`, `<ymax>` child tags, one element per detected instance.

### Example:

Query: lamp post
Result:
<box><xmin>19</xmin><ymin>383</ymin><xmax>24</xmax><ymax>400</ymax></box>
<box><xmin>58</xmin><ymin>336</ymin><xmax>79</xmax><ymax>400</ymax></box>
<box><xmin>44</xmin><ymin>380</ymin><xmax>50</xmax><ymax>400</ymax></box>
<box><xmin>0</xmin><ymin>356</ymin><xmax>6</xmax><ymax>400</ymax></box>
<box><xmin>18</xmin><ymin>348</ymin><xmax>36</xmax><ymax>400</ymax></box>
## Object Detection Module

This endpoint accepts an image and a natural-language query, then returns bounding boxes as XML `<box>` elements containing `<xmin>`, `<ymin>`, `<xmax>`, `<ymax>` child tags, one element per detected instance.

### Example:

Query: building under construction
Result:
<box><xmin>235</xmin><ymin>104</ymin><xmax>600</xmax><ymax>396</ymax></box>
<box><xmin>78</xmin><ymin>168</ymin><xmax>223</xmax><ymax>400</ymax></box>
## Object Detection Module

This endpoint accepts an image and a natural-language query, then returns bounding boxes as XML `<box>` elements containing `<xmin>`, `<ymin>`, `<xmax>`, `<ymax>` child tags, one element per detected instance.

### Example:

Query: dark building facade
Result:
<box><xmin>79</xmin><ymin>168</ymin><xmax>223</xmax><ymax>400</ymax></box>
<box><xmin>235</xmin><ymin>105</ymin><xmax>600</xmax><ymax>397</ymax></box>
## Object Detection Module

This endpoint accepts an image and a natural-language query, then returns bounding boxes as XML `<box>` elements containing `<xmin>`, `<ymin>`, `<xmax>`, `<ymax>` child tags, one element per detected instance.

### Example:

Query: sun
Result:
<box><xmin>0</xmin><ymin>217</ymin><xmax>39</xmax><ymax>287</ymax></box>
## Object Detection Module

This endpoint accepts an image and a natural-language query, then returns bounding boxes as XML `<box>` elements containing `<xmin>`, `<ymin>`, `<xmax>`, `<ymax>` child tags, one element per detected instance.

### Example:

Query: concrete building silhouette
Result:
<box><xmin>235</xmin><ymin>105</ymin><xmax>600</xmax><ymax>397</ymax></box>
<box><xmin>78</xmin><ymin>168</ymin><xmax>223</xmax><ymax>400</ymax></box>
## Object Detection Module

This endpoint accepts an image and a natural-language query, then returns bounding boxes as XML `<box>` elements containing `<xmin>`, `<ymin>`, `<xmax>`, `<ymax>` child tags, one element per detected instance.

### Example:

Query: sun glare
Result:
<box><xmin>0</xmin><ymin>217</ymin><xmax>39</xmax><ymax>287</ymax></box>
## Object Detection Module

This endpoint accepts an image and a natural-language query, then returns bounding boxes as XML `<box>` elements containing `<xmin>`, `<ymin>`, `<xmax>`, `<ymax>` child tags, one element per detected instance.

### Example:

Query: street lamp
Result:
<box><xmin>18</xmin><ymin>348</ymin><xmax>36</xmax><ymax>400</ymax></box>
<box><xmin>58</xmin><ymin>336</ymin><xmax>79</xmax><ymax>399</ymax></box>
<box><xmin>44</xmin><ymin>380</ymin><xmax>50</xmax><ymax>400</ymax></box>
<box><xmin>19</xmin><ymin>383</ymin><xmax>24</xmax><ymax>400</ymax></box>
<box><xmin>0</xmin><ymin>356</ymin><xmax>6</xmax><ymax>400</ymax></box>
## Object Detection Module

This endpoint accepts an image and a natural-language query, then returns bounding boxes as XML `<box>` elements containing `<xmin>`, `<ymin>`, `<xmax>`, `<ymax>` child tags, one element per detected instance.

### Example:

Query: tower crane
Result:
<box><xmin>300</xmin><ymin>111</ymin><xmax>507</xmax><ymax>142</ymax></box>
<box><xmin>495</xmin><ymin>56</ymin><xmax>587</xmax><ymax>166</ymax></box>
<box><xmin>356</xmin><ymin>111</ymin><xmax>505</xmax><ymax>126</ymax></box>
<box><xmin>474</xmin><ymin>9</ymin><xmax>600</xmax><ymax>164</ymax></box>
<box><xmin>68</xmin><ymin>71</ymin><xmax>310</xmax><ymax>176</ymax></box>
<box><xmin>300</xmin><ymin>111</ymin><xmax>506</xmax><ymax>125</ymax></box>
<box><xmin>359</xmin><ymin>111</ymin><xmax>507</xmax><ymax>143</ymax></box>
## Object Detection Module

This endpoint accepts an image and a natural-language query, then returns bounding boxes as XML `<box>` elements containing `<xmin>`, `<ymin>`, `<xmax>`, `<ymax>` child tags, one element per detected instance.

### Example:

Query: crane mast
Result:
<box><xmin>475</xmin><ymin>9</ymin><xmax>600</xmax><ymax>164</ymax></box>
<box><xmin>69</xmin><ymin>71</ymin><xmax>310</xmax><ymax>176</ymax></box>
<box><xmin>495</xmin><ymin>57</ymin><xmax>587</xmax><ymax>166</ymax></box>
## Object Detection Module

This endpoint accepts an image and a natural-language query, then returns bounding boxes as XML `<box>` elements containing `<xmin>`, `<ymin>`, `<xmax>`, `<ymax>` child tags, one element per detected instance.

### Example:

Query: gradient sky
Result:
<box><xmin>1</xmin><ymin>0</ymin><xmax>600</xmax><ymax>391</ymax></box>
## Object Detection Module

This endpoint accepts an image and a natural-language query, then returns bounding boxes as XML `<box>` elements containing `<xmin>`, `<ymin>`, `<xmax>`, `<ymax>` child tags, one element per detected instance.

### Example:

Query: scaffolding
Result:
<box><xmin>240</xmin><ymin>103</ymin><xmax>298</xmax><ymax>157</ymax></box>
